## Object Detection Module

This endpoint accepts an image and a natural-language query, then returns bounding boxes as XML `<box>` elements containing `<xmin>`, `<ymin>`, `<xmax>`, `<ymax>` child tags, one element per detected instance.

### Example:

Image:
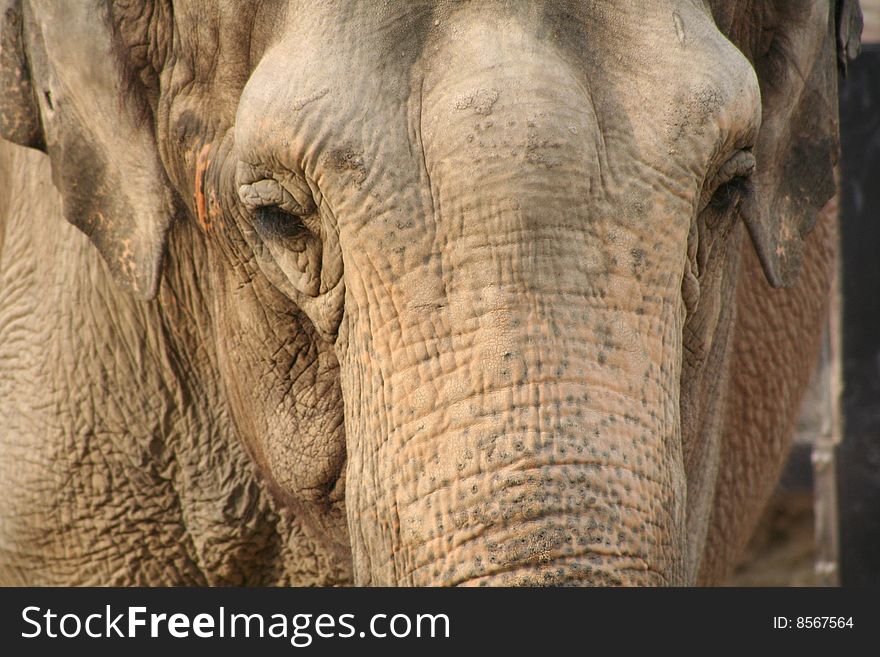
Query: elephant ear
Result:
<box><xmin>0</xmin><ymin>0</ymin><xmax>43</xmax><ymax>149</ymax></box>
<box><xmin>0</xmin><ymin>0</ymin><xmax>173</xmax><ymax>298</ymax></box>
<box><xmin>711</xmin><ymin>0</ymin><xmax>862</xmax><ymax>288</ymax></box>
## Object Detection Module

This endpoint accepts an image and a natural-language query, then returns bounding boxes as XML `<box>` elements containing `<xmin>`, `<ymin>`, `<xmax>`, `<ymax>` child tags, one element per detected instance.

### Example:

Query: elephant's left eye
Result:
<box><xmin>701</xmin><ymin>149</ymin><xmax>756</xmax><ymax>224</ymax></box>
<box><xmin>708</xmin><ymin>175</ymin><xmax>751</xmax><ymax>215</ymax></box>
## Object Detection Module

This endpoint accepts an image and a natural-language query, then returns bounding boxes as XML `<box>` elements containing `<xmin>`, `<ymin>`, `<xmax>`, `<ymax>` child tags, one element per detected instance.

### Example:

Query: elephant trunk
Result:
<box><xmin>341</xmin><ymin>273</ymin><xmax>689</xmax><ymax>585</ymax></box>
<box><xmin>347</xmin><ymin>316</ymin><xmax>684</xmax><ymax>585</ymax></box>
<box><xmin>337</xmin><ymin>19</ymin><xmax>691</xmax><ymax>586</ymax></box>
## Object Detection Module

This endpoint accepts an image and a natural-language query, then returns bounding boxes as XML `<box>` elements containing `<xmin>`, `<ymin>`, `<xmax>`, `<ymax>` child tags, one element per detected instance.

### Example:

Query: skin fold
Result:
<box><xmin>0</xmin><ymin>1</ymin><xmax>860</xmax><ymax>585</ymax></box>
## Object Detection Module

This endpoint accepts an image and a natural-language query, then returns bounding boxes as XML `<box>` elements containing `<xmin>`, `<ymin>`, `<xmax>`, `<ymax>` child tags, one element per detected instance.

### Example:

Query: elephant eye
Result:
<box><xmin>237</xmin><ymin>175</ymin><xmax>317</xmax><ymax>244</ymax></box>
<box><xmin>252</xmin><ymin>204</ymin><xmax>312</xmax><ymax>241</ymax></box>
<box><xmin>708</xmin><ymin>175</ymin><xmax>752</xmax><ymax>213</ymax></box>
<box><xmin>701</xmin><ymin>150</ymin><xmax>756</xmax><ymax>224</ymax></box>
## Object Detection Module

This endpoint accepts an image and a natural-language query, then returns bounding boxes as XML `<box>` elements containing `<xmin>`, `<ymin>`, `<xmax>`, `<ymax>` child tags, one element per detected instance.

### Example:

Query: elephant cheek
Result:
<box><xmin>210</xmin><ymin>271</ymin><xmax>351</xmax><ymax>549</ymax></box>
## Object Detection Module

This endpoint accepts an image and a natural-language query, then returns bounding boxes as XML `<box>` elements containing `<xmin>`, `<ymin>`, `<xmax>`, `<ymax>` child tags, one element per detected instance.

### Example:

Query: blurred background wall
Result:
<box><xmin>864</xmin><ymin>0</ymin><xmax>880</xmax><ymax>41</ymax></box>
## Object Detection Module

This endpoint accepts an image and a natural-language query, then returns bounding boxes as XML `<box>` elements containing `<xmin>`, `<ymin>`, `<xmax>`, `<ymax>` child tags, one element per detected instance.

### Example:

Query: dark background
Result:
<box><xmin>838</xmin><ymin>43</ymin><xmax>880</xmax><ymax>586</ymax></box>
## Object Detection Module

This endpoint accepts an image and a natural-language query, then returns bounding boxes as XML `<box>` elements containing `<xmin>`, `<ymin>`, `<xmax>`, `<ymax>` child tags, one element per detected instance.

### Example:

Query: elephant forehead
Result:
<box><xmin>235</xmin><ymin>1</ymin><xmax>758</xmax><ymax>170</ymax></box>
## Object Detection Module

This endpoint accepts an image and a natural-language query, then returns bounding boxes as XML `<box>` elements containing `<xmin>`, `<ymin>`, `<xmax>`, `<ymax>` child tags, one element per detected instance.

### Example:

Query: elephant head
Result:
<box><xmin>0</xmin><ymin>0</ymin><xmax>861</xmax><ymax>585</ymax></box>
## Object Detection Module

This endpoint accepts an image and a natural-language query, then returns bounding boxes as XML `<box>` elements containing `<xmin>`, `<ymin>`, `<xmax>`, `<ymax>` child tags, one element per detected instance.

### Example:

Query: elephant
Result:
<box><xmin>0</xmin><ymin>0</ymin><xmax>862</xmax><ymax>586</ymax></box>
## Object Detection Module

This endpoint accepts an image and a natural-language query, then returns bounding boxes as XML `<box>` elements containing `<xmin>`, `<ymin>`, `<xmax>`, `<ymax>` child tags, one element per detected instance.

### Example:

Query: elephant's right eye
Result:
<box><xmin>252</xmin><ymin>204</ymin><xmax>311</xmax><ymax>241</ymax></box>
<box><xmin>237</xmin><ymin>175</ymin><xmax>318</xmax><ymax>247</ymax></box>
<box><xmin>234</xmin><ymin>170</ymin><xmax>329</xmax><ymax>304</ymax></box>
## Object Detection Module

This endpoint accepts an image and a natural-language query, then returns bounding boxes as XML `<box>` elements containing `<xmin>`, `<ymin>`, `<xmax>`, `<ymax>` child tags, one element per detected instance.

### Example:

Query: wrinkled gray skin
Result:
<box><xmin>0</xmin><ymin>0</ymin><xmax>860</xmax><ymax>585</ymax></box>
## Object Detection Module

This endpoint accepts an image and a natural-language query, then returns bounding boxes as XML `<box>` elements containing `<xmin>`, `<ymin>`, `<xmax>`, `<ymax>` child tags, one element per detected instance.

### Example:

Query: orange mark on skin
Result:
<box><xmin>194</xmin><ymin>143</ymin><xmax>212</xmax><ymax>231</ymax></box>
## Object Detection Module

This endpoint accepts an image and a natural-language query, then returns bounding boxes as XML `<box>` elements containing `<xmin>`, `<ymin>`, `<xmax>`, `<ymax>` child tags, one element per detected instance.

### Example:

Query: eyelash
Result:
<box><xmin>708</xmin><ymin>175</ymin><xmax>752</xmax><ymax>212</ymax></box>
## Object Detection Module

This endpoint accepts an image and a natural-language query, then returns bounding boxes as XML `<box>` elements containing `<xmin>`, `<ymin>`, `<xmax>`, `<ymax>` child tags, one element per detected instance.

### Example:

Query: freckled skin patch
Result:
<box><xmin>453</xmin><ymin>88</ymin><xmax>500</xmax><ymax>115</ymax></box>
<box><xmin>321</xmin><ymin>148</ymin><xmax>368</xmax><ymax>190</ymax></box>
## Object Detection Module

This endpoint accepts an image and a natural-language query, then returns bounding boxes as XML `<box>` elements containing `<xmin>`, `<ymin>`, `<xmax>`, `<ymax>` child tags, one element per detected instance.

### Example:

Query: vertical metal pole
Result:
<box><xmin>812</xmin><ymin>230</ymin><xmax>842</xmax><ymax>586</ymax></box>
